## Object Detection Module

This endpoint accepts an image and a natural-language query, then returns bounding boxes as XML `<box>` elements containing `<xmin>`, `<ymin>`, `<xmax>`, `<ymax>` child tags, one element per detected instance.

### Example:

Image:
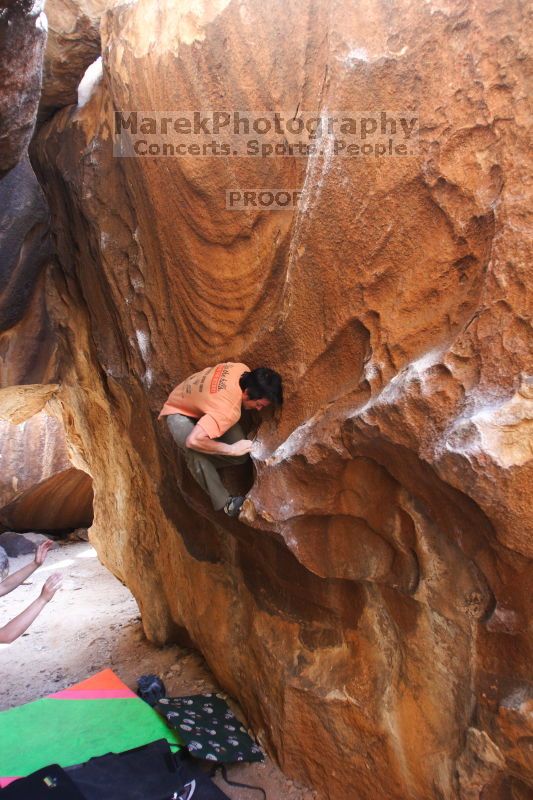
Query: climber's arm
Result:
<box><xmin>185</xmin><ymin>423</ymin><xmax>252</xmax><ymax>457</ymax></box>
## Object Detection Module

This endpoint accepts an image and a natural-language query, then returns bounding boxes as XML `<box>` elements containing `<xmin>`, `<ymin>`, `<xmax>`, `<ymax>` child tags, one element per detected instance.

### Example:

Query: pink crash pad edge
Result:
<box><xmin>0</xmin><ymin>777</ymin><xmax>20</xmax><ymax>787</ymax></box>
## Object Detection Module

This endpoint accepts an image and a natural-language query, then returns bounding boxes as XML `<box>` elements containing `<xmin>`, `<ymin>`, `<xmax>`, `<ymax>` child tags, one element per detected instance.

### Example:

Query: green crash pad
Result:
<box><xmin>0</xmin><ymin>669</ymin><xmax>180</xmax><ymax>786</ymax></box>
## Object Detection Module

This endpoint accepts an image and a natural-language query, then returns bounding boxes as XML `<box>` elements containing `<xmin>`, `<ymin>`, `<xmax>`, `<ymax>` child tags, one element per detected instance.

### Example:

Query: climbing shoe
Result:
<box><xmin>223</xmin><ymin>495</ymin><xmax>245</xmax><ymax>517</ymax></box>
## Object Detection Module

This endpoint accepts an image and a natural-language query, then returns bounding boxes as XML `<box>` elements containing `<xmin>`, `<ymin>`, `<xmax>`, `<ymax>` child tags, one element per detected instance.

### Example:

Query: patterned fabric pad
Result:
<box><xmin>156</xmin><ymin>694</ymin><xmax>264</xmax><ymax>764</ymax></box>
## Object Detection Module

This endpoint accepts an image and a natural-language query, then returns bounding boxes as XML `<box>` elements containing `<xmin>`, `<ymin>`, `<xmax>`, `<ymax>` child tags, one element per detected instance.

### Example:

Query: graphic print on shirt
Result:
<box><xmin>210</xmin><ymin>364</ymin><xmax>231</xmax><ymax>394</ymax></box>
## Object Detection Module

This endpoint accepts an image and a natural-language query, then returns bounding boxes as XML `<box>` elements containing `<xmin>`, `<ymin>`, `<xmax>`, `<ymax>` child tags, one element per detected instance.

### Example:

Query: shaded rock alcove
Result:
<box><xmin>0</xmin><ymin>418</ymin><xmax>93</xmax><ymax>533</ymax></box>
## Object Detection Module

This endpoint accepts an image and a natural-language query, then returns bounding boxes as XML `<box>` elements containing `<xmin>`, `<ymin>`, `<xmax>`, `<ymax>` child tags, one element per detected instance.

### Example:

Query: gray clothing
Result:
<box><xmin>166</xmin><ymin>414</ymin><xmax>249</xmax><ymax>510</ymax></box>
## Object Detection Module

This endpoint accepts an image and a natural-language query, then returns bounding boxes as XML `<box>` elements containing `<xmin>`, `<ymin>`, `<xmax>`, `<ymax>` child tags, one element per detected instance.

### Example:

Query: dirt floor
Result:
<box><xmin>0</xmin><ymin>539</ymin><xmax>317</xmax><ymax>800</ymax></box>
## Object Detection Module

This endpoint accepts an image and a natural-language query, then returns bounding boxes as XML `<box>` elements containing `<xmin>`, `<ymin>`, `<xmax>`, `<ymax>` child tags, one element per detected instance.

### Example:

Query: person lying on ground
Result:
<box><xmin>160</xmin><ymin>363</ymin><xmax>283</xmax><ymax>517</ymax></box>
<box><xmin>0</xmin><ymin>540</ymin><xmax>62</xmax><ymax>644</ymax></box>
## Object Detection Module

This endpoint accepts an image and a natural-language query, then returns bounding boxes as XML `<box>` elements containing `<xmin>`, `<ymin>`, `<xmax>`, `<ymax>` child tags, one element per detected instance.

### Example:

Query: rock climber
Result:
<box><xmin>160</xmin><ymin>363</ymin><xmax>283</xmax><ymax>517</ymax></box>
<box><xmin>0</xmin><ymin>540</ymin><xmax>62</xmax><ymax>644</ymax></box>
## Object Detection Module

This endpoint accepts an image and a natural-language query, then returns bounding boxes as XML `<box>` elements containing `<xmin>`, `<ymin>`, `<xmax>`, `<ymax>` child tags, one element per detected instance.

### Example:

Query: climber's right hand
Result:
<box><xmin>228</xmin><ymin>439</ymin><xmax>253</xmax><ymax>457</ymax></box>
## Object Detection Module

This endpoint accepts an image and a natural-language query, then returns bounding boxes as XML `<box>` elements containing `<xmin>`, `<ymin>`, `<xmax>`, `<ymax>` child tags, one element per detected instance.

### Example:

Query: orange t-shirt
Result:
<box><xmin>159</xmin><ymin>362</ymin><xmax>249</xmax><ymax>438</ymax></box>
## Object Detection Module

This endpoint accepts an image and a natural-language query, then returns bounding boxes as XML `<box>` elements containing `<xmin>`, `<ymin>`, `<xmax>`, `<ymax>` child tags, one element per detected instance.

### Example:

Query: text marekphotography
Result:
<box><xmin>113</xmin><ymin>110</ymin><xmax>419</xmax><ymax>158</ymax></box>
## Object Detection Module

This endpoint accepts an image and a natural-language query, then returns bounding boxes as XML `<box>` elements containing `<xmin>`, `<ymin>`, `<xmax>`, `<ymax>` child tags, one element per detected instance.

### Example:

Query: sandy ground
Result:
<box><xmin>0</xmin><ymin>540</ymin><xmax>317</xmax><ymax>800</ymax></box>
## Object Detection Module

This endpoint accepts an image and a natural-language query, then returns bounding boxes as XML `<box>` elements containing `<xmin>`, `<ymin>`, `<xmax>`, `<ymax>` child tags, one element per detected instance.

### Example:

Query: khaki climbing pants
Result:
<box><xmin>166</xmin><ymin>414</ymin><xmax>249</xmax><ymax>511</ymax></box>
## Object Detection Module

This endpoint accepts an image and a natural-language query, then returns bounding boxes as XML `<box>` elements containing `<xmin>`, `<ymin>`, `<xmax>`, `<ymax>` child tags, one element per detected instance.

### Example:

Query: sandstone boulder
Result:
<box><xmin>0</xmin><ymin>157</ymin><xmax>57</xmax><ymax>387</ymax></box>
<box><xmin>0</xmin><ymin>157</ymin><xmax>49</xmax><ymax>331</ymax></box>
<box><xmin>0</xmin><ymin>405</ymin><xmax>70</xmax><ymax>508</ymax></box>
<box><xmin>0</xmin><ymin>531</ymin><xmax>35</xmax><ymax>557</ymax></box>
<box><xmin>39</xmin><ymin>0</ymin><xmax>109</xmax><ymax>121</ymax></box>
<box><xmin>0</xmin><ymin>468</ymin><xmax>94</xmax><ymax>531</ymax></box>
<box><xmin>0</xmin><ymin>0</ymin><xmax>47</xmax><ymax>176</ymax></box>
<box><xmin>26</xmin><ymin>0</ymin><xmax>533</xmax><ymax>798</ymax></box>
<box><xmin>0</xmin><ymin>531</ymin><xmax>58</xmax><ymax>556</ymax></box>
<box><xmin>0</xmin><ymin>392</ymin><xmax>93</xmax><ymax>532</ymax></box>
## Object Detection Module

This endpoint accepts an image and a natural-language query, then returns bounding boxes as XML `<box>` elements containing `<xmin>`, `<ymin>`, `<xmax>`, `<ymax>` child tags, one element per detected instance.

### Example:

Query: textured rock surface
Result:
<box><xmin>0</xmin><ymin>0</ymin><xmax>47</xmax><ymax>177</ymax></box>
<box><xmin>0</xmin><ymin>157</ymin><xmax>57</xmax><ymax>386</ymax></box>
<box><xmin>0</xmin><ymin>399</ymin><xmax>69</xmax><ymax>509</ymax></box>
<box><xmin>0</xmin><ymin>390</ymin><xmax>93</xmax><ymax>531</ymax></box>
<box><xmin>27</xmin><ymin>0</ymin><xmax>533</xmax><ymax>798</ymax></box>
<box><xmin>0</xmin><ymin>531</ymin><xmax>36</xmax><ymax>556</ymax></box>
<box><xmin>39</xmin><ymin>0</ymin><xmax>108</xmax><ymax>121</ymax></box>
<box><xmin>0</xmin><ymin>17</ymin><xmax>77</xmax><ymax>537</ymax></box>
<box><xmin>0</xmin><ymin>467</ymin><xmax>94</xmax><ymax>531</ymax></box>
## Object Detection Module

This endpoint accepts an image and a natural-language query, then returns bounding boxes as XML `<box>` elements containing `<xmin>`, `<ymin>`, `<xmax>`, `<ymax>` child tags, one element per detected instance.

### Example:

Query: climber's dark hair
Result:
<box><xmin>240</xmin><ymin>367</ymin><xmax>283</xmax><ymax>406</ymax></box>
